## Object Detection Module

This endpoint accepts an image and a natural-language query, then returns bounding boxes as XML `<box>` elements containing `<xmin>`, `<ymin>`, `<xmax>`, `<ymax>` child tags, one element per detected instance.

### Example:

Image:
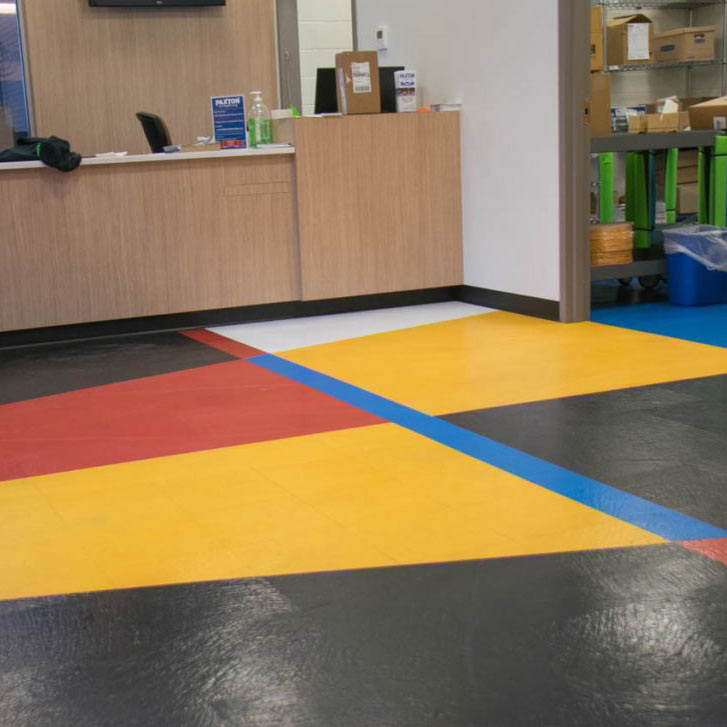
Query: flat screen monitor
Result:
<box><xmin>90</xmin><ymin>0</ymin><xmax>225</xmax><ymax>6</ymax></box>
<box><xmin>378</xmin><ymin>66</ymin><xmax>405</xmax><ymax>113</ymax></box>
<box><xmin>314</xmin><ymin>68</ymin><xmax>338</xmax><ymax>115</ymax></box>
<box><xmin>314</xmin><ymin>66</ymin><xmax>405</xmax><ymax>115</ymax></box>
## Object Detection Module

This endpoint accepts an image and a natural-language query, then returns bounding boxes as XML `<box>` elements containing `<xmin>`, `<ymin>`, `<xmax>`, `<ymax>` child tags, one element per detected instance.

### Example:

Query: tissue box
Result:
<box><xmin>394</xmin><ymin>70</ymin><xmax>417</xmax><ymax>113</ymax></box>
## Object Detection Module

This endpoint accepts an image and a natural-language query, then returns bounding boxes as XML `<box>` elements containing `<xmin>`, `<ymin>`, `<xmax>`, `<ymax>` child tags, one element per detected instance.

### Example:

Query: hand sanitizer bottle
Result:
<box><xmin>248</xmin><ymin>91</ymin><xmax>272</xmax><ymax>147</ymax></box>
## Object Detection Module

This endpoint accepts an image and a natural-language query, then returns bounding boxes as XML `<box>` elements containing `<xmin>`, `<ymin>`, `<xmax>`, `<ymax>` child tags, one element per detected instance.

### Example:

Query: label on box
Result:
<box><xmin>713</xmin><ymin>116</ymin><xmax>727</xmax><ymax>131</ymax></box>
<box><xmin>351</xmin><ymin>62</ymin><xmax>372</xmax><ymax>94</ymax></box>
<box><xmin>211</xmin><ymin>94</ymin><xmax>247</xmax><ymax>148</ymax></box>
<box><xmin>627</xmin><ymin>24</ymin><xmax>650</xmax><ymax>61</ymax></box>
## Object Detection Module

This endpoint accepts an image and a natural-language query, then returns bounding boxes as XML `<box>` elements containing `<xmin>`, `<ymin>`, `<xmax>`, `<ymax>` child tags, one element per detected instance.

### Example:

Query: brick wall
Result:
<box><xmin>297</xmin><ymin>0</ymin><xmax>353</xmax><ymax>115</ymax></box>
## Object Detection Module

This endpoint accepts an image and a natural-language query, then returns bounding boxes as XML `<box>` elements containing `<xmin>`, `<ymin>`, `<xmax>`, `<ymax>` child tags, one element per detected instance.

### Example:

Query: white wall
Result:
<box><xmin>297</xmin><ymin>0</ymin><xmax>353</xmax><ymax>115</ymax></box>
<box><xmin>356</xmin><ymin>0</ymin><xmax>562</xmax><ymax>302</ymax></box>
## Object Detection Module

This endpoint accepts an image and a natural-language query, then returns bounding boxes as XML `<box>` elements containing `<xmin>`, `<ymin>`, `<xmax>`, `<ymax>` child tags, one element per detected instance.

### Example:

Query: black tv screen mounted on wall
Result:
<box><xmin>90</xmin><ymin>0</ymin><xmax>225</xmax><ymax>6</ymax></box>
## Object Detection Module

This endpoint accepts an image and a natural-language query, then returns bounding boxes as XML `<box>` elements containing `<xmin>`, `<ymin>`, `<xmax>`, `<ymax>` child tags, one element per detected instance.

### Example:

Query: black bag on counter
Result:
<box><xmin>0</xmin><ymin>136</ymin><xmax>82</xmax><ymax>172</ymax></box>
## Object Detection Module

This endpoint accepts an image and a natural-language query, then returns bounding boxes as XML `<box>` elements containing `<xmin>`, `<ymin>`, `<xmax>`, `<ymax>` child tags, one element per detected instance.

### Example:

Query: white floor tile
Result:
<box><xmin>210</xmin><ymin>302</ymin><xmax>492</xmax><ymax>353</ymax></box>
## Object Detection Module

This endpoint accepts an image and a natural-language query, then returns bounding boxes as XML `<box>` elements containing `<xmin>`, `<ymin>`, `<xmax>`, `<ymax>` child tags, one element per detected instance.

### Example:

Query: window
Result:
<box><xmin>0</xmin><ymin>1</ymin><xmax>30</xmax><ymax>147</ymax></box>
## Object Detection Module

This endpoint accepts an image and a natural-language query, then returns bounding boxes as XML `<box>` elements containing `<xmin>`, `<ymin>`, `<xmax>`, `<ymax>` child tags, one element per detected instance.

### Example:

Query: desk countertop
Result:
<box><xmin>0</xmin><ymin>146</ymin><xmax>295</xmax><ymax>172</ymax></box>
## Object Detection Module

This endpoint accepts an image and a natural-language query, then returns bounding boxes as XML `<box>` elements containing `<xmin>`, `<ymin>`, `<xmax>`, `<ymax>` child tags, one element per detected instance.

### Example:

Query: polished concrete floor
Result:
<box><xmin>1</xmin><ymin>302</ymin><xmax>726</xmax><ymax>726</ymax></box>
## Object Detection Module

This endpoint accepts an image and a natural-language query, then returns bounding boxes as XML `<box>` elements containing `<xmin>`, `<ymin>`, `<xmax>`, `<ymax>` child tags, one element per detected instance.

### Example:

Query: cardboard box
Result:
<box><xmin>657</xmin><ymin>163</ymin><xmax>699</xmax><ymax>185</ymax></box>
<box><xmin>612</xmin><ymin>105</ymin><xmax>647</xmax><ymax>132</ymax></box>
<box><xmin>591</xmin><ymin>6</ymin><xmax>604</xmax><ymax>72</ymax></box>
<box><xmin>607</xmin><ymin>15</ymin><xmax>655</xmax><ymax>66</ymax></box>
<box><xmin>688</xmin><ymin>96</ymin><xmax>727</xmax><ymax>130</ymax></box>
<box><xmin>655</xmin><ymin>27</ymin><xmax>715</xmax><ymax>62</ymax></box>
<box><xmin>654</xmin><ymin>97</ymin><xmax>712</xmax><ymax>112</ymax></box>
<box><xmin>335</xmin><ymin>51</ymin><xmax>381</xmax><ymax>115</ymax></box>
<box><xmin>656</xmin><ymin>149</ymin><xmax>699</xmax><ymax>185</ymax></box>
<box><xmin>677</xmin><ymin>183</ymin><xmax>699</xmax><ymax>214</ymax></box>
<box><xmin>627</xmin><ymin>111</ymin><xmax>689</xmax><ymax>133</ymax></box>
<box><xmin>656</xmin><ymin>148</ymin><xmax>698</xmax><ymax>169</ymax></box>
<box><xmin>679</xmin><ymin>96</ymin><xmax>712</xmax><ymax>111</ymax></box>
<box><xmin>676</xmin><ymin>166</ymin><xmax>699</xmax><ymax>184</ymax></box>
<box><xmin>589</xmin><ymin>72</ymin><xmax>612</xmax><ymax>136</ymax></box>
<box><xmin>677</xmin><ymin>149</ymin><xmax>699</xmax><ymax>167</ymax></box>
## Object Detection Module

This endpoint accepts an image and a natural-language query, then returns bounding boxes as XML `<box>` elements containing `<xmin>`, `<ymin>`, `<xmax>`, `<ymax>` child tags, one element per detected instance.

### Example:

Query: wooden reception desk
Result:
<box><xmin>0</xmin><ymin>113</ymin><xmax>463</xmax><ymax>334</ymax></box>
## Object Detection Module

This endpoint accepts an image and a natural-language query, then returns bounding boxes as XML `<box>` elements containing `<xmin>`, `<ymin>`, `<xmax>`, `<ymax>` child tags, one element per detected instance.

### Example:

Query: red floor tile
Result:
<box><xmin>180</xmin><ymin>329</ymin><xmax>264</xmax><ymax>358</ymax></box>
<box><xmin>0</xmin><ymin>360</ymin><xmax>381</xmax><ymax>482</ymax></box>
<box><xmin>682</xmin><ymin>538</ymin><xmax>727</xmax><ymax>567</ymax></box>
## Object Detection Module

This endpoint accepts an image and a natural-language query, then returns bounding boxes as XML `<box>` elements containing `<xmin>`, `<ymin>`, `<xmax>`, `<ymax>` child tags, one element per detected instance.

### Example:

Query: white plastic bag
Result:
<box><xmin>663</xmin><ymin>225</ymin><xmax>727</xmax><ymax>272</ymax></box>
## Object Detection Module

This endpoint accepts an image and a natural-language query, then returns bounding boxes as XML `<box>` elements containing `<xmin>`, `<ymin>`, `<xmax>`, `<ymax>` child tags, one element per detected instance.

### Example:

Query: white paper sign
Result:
<box><xmin>351</xmin><ymin>62</ymin><xmax>372</xmax><ymax>94</ymax></box>
<box><xmin>627</xmin><ymin>24</ymin><xmax>650</xmax><ymax>61</ymax></box>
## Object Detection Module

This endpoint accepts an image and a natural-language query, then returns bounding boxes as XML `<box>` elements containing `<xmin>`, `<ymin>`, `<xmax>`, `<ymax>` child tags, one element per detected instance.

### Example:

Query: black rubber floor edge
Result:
<box><xmin>458</xmin><ymin>286</ymin><xmax>560</xmax><ymax>321</ymax></box>
<box><xmin>0</xmin><ymin>288</ymin><xmax>460</xmax><ymax>350</ymax></box>
<box><xmin>0</xmin><ymin>285</ymin><xmax>563</xmax><ymax>350</ymax></box>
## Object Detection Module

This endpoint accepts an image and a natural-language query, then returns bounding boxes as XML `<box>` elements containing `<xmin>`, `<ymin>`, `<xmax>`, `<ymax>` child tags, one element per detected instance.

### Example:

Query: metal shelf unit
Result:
<box><xmin>601</xmin><ymin>1</ymin><xmax>722</xmax><ymax>8</ymax></box>
<box><xmin>591</xmin><ymin>258</ymin><xmax>668</xmax><ymax>280</ymax></box>
<box><xmin>591</xmin><ymin>239</ymin><xmax>670</xmax><ymax>282</ymax></box>
<box><xmin>592</xmin><ymin>129</ymin><xmax>722</xmax><ymax>151</ymax></box>
<box><xmin>591</xmin><ymin>2</ymin><xmax>727</xmax><ymax>283</ymax></box>
<box><xmin>595</xmin><ymin>0</ymin><xmax>727</xmax><ymax>96</ymax></box>
<box><xmin>602</xmin><ymin>1</ymin><xmax>723</xmax><ymax>8</ymax></box>
<box><xmin>607</xmin><ymin>59</ymin><xmax>722</xmax><ymax>71</ymax></box>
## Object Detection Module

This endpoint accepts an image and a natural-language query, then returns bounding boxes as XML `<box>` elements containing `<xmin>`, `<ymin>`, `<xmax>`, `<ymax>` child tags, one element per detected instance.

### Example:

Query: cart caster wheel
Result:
<box><xmin>638</xmin><ymin>275</ymin><xmax>661</xmax><ymax>290</ymax></box>
<box><xmin>618</xmin><ymin>278</ymin><xmax>633</xmax><ymax>287</ymax></box>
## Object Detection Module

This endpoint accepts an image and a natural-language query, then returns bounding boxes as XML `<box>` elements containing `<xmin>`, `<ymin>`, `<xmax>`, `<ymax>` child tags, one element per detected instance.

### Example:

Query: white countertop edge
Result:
<box><xmin>0</xmin><ymin>146</ymin><xmax>296</xmax><ymax>172</ymax></box>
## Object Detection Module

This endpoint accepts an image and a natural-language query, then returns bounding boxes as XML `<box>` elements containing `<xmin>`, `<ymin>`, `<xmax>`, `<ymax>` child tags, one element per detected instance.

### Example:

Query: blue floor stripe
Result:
<box><xmin>592</xmin><ymin>302</ymin><xmax>727</xmax><ymax>349</ymax></box>
<box><xmin>250</xmin><ymin>354</ymin><xmax>727</xmax><ymax>543</ymax></box>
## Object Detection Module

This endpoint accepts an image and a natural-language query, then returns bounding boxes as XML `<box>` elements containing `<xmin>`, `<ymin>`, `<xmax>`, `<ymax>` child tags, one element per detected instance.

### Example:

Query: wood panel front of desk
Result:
<box><xmin>0</xmin><ymin>156</ymin><xmax>298</xmax><ymax>332</ymax></box>
<box><xmin>294</xmin><ymin>113</ymin><xmax>464</xmax><ymax>300</ymax></box>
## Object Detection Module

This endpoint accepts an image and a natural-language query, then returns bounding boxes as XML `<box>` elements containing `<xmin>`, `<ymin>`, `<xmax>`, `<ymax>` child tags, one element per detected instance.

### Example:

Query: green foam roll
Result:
<box><xmin>664</xmin><ymin>149</ymin><xmax>678</xmax><ymax>224</ymax></box>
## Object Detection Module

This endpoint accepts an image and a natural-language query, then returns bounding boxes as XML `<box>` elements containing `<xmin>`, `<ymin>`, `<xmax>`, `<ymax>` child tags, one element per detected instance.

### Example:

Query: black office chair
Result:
<box><xmin>136</xmin><ymin>112</ymin><xmax>172</xmax><ymax>153</ymax></box>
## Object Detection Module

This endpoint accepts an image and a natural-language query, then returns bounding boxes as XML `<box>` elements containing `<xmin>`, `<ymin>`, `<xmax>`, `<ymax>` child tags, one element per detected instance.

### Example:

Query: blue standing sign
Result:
<box><xmin>211</xmin><ymin>94</ymin><xmax>247</xmax><ymax>149</ymax></box>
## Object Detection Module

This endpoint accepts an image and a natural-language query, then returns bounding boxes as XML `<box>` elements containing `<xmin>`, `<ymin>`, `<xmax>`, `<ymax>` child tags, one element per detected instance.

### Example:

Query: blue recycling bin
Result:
<box><xmin>663</xmin><ymin>226</ymin><xmax>727</xmax><ymax>306</ymax></box>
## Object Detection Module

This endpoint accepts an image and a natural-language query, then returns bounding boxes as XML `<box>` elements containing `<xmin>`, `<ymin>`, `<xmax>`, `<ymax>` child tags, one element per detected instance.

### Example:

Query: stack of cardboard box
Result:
<box><xmin>625</xmin><ymin>97</ymin><xmax>712</xmax><ymax>134</ymax></box>
<box><xmin>655</xmin><ymin>149</ymin><xmax>699</xmax><ymax>214</ymax></box>
<box><xmin>627</xmin><ymin>110</ymin><xmax>690</xmax><ymax>133</ymax></box>
<box><xmin>590</xmin><ymin>7</ymin><xmax>611</xmax><ymax>137</ymax></box>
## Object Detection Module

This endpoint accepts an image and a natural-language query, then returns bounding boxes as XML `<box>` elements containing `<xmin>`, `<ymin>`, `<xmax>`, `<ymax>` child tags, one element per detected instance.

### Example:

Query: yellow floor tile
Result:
<box><xmin>0</xmin><ymin>424</ymin><xmax>665</xmax><ymax>602</ymax></box>
<box><xmin>279</xmin><ymin>312</ymin><xmax>727</xmax><ymax>414</ymax></box>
